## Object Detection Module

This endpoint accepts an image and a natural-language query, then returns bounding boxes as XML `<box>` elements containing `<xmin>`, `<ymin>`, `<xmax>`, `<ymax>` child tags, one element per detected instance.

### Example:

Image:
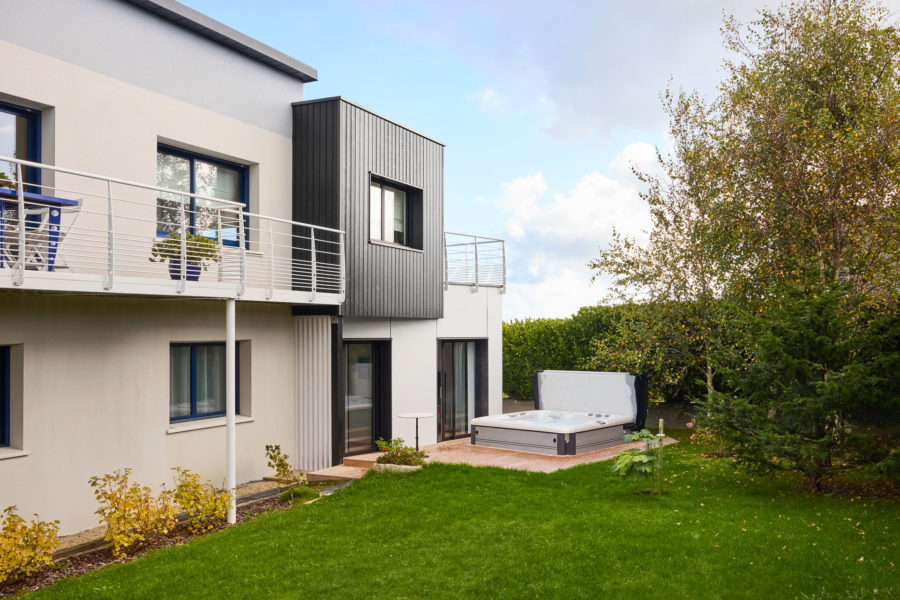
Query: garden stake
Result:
<box><xmin>657</xmin><ymin>419</ymin><xmax>665</xmax><ymax>496</ymax></box>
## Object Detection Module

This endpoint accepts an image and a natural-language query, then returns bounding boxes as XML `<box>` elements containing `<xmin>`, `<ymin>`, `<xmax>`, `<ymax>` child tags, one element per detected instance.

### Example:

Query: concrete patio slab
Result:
<box><xmin>421</xmin><ymin>436</ymin><xmax>678</xmax><ymax>473</ymax></box>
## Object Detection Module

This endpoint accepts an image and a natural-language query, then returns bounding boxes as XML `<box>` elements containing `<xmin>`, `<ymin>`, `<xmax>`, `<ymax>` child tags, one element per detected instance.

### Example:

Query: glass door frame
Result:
<box><xmin>343</xmin><ymin>340</ymin><xmax>391</xmax><ymax>456</ymax></box>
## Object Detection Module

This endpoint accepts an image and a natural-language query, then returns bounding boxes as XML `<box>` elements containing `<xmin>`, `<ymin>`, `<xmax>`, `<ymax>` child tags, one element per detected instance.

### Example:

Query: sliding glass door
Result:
<box><xmin>344</xmin><ymin>341</ymin><xmax>391</xmax><ymax>455</ymax></box>
<box><xmin>439</xmin><ymin>341</ymin><xmax>475</xmax><ymax>441</ymax></box>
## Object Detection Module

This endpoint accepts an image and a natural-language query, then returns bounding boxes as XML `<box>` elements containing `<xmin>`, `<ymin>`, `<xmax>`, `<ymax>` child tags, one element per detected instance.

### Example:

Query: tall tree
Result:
<box><xmin>591</xmin><ymin>0</ymin><xmax>900</xmax><ymax>402</ymax></box>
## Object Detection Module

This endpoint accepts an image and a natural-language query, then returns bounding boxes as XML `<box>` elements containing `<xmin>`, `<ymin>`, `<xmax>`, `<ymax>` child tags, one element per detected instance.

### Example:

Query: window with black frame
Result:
<box><xmin>0</xmin><ymin>101</ymin><xmax>41</xmax><ymax>191</ymax></box>
<box><xmin>156</xmin><ymin>145</ymin><xmax>248</xmax><ymax>245</ymax></box>
<box><xmin>369</xmin><ymin>178</ymin><xmax>422</xmax><ymax>249</ymax></box>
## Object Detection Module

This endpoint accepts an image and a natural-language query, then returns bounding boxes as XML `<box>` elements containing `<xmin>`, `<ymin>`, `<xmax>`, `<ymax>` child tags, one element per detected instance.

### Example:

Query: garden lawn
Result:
<box><xmin>27</xmin><ymin>432</ymin><xmax>899</xmax><ymax>599</ymax></box>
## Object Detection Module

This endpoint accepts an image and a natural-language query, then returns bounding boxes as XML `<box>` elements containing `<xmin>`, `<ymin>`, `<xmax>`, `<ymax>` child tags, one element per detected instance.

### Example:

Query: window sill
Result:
<box><xmin>167</xmin><ymin>415</ymin><xmax>255</xmax><ymax>435</ymax></box>
<box><xmin>0</xmin><ymin>447</ymin><xmax>30</xmax><ymax>461</ymax></box>
<box><xmin>368</xmin><ymin>239</ymin><xmax>423</xmax><ymax>253</ymax></box>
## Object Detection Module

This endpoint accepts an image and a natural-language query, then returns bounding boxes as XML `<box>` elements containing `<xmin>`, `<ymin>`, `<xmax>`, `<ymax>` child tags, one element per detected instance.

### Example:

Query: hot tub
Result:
<box><xmin>470</xmin><ymin>371</ymin><xmax>648</xmax><ymax>456</ymax></box>
<box><xmin>470</xmin><ymin>410</ymin><xmax>632</xmax><ymax>455</ymax></box>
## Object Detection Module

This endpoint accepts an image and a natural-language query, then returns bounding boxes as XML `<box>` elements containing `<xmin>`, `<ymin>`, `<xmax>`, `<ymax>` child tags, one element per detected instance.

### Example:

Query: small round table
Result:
<box><xmin>398</xmin><ymin>412</ymin><xmax>435</xmax><ymax>451</ymax></box>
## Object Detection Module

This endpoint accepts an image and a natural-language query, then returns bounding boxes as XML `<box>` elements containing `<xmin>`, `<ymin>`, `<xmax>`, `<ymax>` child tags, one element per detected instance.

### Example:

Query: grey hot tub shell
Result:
<box><xmin>470</xmin><ymin>371</ymin><xmax>648</xmax><ymax>456</ymax></box>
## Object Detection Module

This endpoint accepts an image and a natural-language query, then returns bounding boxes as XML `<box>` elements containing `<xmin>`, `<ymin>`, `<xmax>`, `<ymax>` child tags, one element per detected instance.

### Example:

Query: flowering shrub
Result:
<box><xmin>0</xmin><ymin>506</ymin><xmax>59</xmax><ymax>583</ymax></box>
<box><xmin>375</xmin><ymin>438</ymin><xmax>425</xmax><ymax>466</ymax></box>
<box><xmin>172</xmin><ymin>468</ymin><xmax>231</xmax><ymax>534</ymax></box>
<box><xmin>265</xmin><ymin>444</ymin><xmax>303</xmax><ymax>486</ymax></box>
<box><xmin>89</xmin><ymin>469</ymin><xmax>176</xmax><ymax>557</ymax></box>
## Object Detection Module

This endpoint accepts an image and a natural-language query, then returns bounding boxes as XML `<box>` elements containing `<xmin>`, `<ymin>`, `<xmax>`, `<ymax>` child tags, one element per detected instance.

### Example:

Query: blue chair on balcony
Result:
<box><xmin>0</xmin><ymin>187</ymin><xmax>82</xmax><ymax>272</ymax></box>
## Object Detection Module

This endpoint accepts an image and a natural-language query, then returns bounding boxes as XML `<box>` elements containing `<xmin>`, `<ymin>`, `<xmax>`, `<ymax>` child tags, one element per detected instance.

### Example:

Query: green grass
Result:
<box><xmin>28</xmin><ymin>431</ymin><xmax>899</xmax><ymax>599</ymax></box>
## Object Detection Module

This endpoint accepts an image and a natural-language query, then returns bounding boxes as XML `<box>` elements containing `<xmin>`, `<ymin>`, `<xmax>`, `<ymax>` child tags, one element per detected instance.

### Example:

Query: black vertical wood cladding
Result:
<box><xmin>292</xmin><ymin>97</ymin><xmax>444</xmax><ymax>319</ymax></box>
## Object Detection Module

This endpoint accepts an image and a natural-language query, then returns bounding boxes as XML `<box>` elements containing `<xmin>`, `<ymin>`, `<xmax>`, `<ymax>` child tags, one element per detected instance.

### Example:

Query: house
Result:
<box><xmin>0</xmin><ymin>0</ymin><xmax>504</xmax><ymax>534</ymax></box>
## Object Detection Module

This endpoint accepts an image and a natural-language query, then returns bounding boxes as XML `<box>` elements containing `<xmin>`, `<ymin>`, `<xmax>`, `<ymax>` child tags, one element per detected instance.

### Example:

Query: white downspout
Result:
<box><xmin>225</xmin><ymin>298</ymin><xmax>236</xmax><ymax>524</ymax></box>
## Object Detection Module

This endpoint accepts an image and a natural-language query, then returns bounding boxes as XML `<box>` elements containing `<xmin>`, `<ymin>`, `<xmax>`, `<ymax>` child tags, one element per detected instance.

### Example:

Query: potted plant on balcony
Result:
<box><xmin>149</xmin><ymin>232</ymin><xmax>221</xmax><ymax>281</ymax></box>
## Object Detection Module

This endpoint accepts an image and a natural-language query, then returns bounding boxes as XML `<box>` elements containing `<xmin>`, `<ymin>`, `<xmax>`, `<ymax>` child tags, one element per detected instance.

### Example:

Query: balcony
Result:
<box><xmin>0</xmin><ymin>156</ymin><xmax>344</xmax><ymax>304</ymax></box>
<box><xmin>443</xmin><ymin>232</ymin><xmax>505</xmax><ymax>290</ymax></box>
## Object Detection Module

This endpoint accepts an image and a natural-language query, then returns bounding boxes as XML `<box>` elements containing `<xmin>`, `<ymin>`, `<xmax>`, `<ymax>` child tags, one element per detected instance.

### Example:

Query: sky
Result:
<box><xmin>182</xmin><ymin>0</ymin><xmax>900</xmax><ymax>321</ymax></box>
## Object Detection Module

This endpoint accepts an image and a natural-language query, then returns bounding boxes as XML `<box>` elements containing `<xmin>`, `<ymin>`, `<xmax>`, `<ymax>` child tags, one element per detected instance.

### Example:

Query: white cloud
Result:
<box><xmin>498</xmin><ymin>143</ymin><xmax>656</xmax><ymax>320</ymax></box>
<box><xmin>468</xmin><ymin>87</ymin><xmax>505</xmax><ymax>111</ymax></box>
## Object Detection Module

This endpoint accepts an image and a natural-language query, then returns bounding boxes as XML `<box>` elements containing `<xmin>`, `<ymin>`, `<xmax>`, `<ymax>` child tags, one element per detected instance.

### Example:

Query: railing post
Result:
<box><xmin>500</xmin><ymin>240</ymin><xmax>507</xmax><ymax>293</ymax></box>
<box><xmin>472</xmin><ymin>238</ymin><xmax>480</xmax><ymax>293</ymax></box>
<box><xmin>443</xmin><ymin>232</ymin><xmax>449</xmax><ymax>291</ymax></box>
<box><xmin>177</xmin><ymin>194</ymin><xmax>187</xmax><ymax>293</ymax></box>
<box><xmin>13</xmin><ymin>163</ymin><xmax>25</xmax><ymax>286</ymax></box>
<box><xmin>237</xmin><ymin>208</ymin><xmax>246</xmax><ymax>297</ymax></box>
<box><xmin>266</xmin><ymin>219</ymin><xmax>275</xmax><ymax>300</ymax></box>
<box><xmin>104</xmin><ymin>180</ymin><xmax>114</xmax><ymax>290</ymax></box>
<box><xmin>216</xmin><ymin>209</ymin><xmax>223</xmax><ymax>283</ymax></box>
<box><xmin>309</xmin><ymin>226</ymin><xmax>317</xmax><ymax>301</ymax></box>
<box><xmin>339</xmin><ymin>230</ymin><xmax>345</xmax><ymax>300</ymax></box>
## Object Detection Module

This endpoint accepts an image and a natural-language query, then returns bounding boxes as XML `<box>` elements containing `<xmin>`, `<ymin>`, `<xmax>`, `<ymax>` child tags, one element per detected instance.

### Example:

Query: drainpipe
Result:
<box><xmin>226</xmin><ymin>298</ymin><xmax>236</xmax><ymax>524</ymax></box>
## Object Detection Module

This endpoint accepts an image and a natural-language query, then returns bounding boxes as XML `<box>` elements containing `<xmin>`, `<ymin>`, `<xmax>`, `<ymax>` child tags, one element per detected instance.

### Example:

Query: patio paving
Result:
<box><xmin>311</xmin><ymin>436</ymin><xmax>679</xmax><ymax>479</ymax></box>
<box><xmin>421</xmin><ymin>436</ymin><xmax>678</xmax><ymax>473</ymax></box>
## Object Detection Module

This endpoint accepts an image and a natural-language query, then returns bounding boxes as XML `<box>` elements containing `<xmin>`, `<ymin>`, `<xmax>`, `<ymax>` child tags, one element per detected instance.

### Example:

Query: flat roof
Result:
<box><xmin>122</xmin><ymin>0</ymin><xmax>318</xmax><ymax>83</ymax></box>
<box><xmin>294</xmin><ymin>97</ymin><xmax>446</xmax><ymax>147</ymax></box>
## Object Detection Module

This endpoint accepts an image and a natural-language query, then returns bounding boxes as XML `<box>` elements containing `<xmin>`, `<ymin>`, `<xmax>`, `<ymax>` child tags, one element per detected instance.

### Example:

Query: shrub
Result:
<box><xmin>172</xmin><ymin>468</ymin><xmax>231</xmax><ymax>534</ymax></box>
<box><xmin>88</xmin><ymin>469</ymin><xmax>176</xmax><ymax>557</ymax></box>
<box><xmin>279</xmin><ymin>486</ymin><xmax>319</xmax><ymax>505</ymax></box>
<box><xmin>265</xmin><ymin>444</ymin><xmax>304</xmax><ymax>486</ymax></box>
<box><xmin>612</xmin><ymin>428</ymin><xmax>667</xmax><ymax>495</ymax></box>
<box><xmin>375</xmin><ymin>438</ymin><xmax>425</xmax><ymax>466</ymax></box>
<box><xmin>0</xmin><ymin>506</ymin><xmax>59</xmax><ymax>584</ymax></box>
<box><xmin>703</xmin><ymin>283</ymin><xmax>900</xmax><ymax>493</ymax></box>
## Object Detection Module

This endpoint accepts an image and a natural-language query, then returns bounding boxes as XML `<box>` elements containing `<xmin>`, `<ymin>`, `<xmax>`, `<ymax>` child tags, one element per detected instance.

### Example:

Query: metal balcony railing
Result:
<box><xmin>0</xmin><ymin>155</ymin><xmax>344</xmax><ymax>304</ymax></box>
<box><xmin>443</xmin><ymin>231</ymin><xmax>505</xmax><ymax>290</ymax></box>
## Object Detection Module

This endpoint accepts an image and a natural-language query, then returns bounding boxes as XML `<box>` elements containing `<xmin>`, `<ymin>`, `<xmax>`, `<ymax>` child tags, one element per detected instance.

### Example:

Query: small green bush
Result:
<box><xmin>172</xmin><ymin>468</ymin><xmax>232</xmax><ymax>534</ymax></box>
<box><xmin>265</xmin><ymin>444</ymin><xmax>304</xmax><ymax>486</ymax></box>
<box><xmin>375</xmin><ymin>438</ymin><xmax>425</xmax><ymax>466</ymax></box>
<box><xmin>88</xmin><ymin>469</ymin><xmax>176</xmax><ymax>557</ymax></box>
<box><xmin>0</xmin><ymin>506</ymin><xmax>59</xmax><ymax>583</ymax></box>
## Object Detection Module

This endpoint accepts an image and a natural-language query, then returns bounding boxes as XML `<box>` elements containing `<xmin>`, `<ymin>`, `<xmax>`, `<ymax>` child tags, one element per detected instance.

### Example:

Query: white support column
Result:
<box><xmin>225</xmin><ymin>298</ymin><xmax>236</xmax><ymax>524</ymax></box>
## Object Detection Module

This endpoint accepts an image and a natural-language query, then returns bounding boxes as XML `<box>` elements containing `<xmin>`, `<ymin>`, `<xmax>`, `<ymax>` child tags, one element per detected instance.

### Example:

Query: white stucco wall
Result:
<box><xmin>0</xmin><ymin>294</ymin><xmax>297</xmax><ymax>534</ymax></box>
<box><xmin>0</xmin><ymin>19</ymin><xmax>311</xmax><ymax>533</ymax></box>
<box><xmin>2</xmin><ymin>0</ymin><xmax>304</xmax><ymax>136</ymax></box>
<box><xmin>343</xmin><ymin>285</ymin><xmax>503</xmax><ymax>449</ymax></box>
<box><xmin>0</xmin><ymin>38</ymin><xmax>295</xmax><ymax>224</ymax></box>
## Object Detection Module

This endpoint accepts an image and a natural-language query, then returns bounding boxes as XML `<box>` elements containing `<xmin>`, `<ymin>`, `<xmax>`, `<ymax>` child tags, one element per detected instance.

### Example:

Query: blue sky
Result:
<box><xmin>181</xmin><ymin>0</ymin><xmax>895</xmax><ymax>320</ymax></box>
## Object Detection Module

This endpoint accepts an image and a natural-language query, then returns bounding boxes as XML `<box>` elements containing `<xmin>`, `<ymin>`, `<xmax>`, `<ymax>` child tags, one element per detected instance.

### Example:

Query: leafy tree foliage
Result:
<box><xmin>703</xmin><ymin>283</ymin><xmax>900</xmax><ymax>492</ymax></box>
<box><xmin>585</xmin><ymin>0</ymin><xmax>900</xmax><ymax>488</ymax></box>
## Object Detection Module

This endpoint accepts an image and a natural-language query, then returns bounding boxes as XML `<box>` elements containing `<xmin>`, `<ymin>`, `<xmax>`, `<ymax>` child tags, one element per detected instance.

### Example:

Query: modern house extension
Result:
<box><xmin>0</xmin><ymin>0</ymin><xmax>504</xmax><ymax>535</ymax></box>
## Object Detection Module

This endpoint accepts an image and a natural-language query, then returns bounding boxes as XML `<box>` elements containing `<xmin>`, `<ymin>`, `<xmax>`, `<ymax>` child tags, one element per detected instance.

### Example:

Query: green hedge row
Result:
<box><xmin>502</xmin><ymin>305</ymin><xmax>625</xmax><ymax>401</ymax></box>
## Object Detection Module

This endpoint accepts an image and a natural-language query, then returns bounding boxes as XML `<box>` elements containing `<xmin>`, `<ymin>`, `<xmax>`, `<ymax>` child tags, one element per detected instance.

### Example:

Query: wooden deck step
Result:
<box><xmin>308</xmin><ymin>465</ymin><xmax>370</xmax><ymax>481</ymax></box>
<box><xmin>342</xmin><ymin>452</ymin><xmax>381</xmax><ymax>468</ymax></box>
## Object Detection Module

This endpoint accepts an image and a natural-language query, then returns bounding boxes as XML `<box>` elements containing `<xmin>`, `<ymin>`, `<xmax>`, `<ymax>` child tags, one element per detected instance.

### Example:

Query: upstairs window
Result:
<box><xmin>0</xmin><ymin>101</ymin><xmax>41</xmax><ymax>191</ymax></box>
<box><xmin>156</xmin><ymin>145</ymin><xmax>248</xmax><ymax>245</ymax></box>
<box><xmin>369</xmin><ymin>177</ymin><xmax>423</xmax><ymax>250</ymax></box>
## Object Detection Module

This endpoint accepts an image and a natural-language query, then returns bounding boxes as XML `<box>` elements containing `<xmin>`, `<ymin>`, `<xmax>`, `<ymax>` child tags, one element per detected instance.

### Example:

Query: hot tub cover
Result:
<box><xmin>532</xmin><ymin>370</ymin><xmax>648</xmax><ymax>429</ymax></box>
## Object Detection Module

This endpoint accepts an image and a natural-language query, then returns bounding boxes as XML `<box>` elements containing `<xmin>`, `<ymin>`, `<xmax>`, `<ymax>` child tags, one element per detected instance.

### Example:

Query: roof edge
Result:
<box><xmin>293</xmin><ymin>97</ymin><xmax>445</xmax><ymax>147</ymax></box>
<box><xmin>121</xmin><ymin>0</ymin><xmax>317</xmax><ymax>83</ymax></box>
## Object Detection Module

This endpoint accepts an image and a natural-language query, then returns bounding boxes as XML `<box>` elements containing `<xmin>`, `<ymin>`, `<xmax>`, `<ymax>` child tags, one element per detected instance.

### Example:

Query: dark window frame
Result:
<box><xmin>156</xmin><ymin>144</ymin><xmax>249</xmax><ymax>247</ymax></box>
<box><xmin>0</xmin><ymin>346</ymin><xmax>9</xmax><ymax>448</ymax></box>
<box><xmin>169</xmin><ymin>342</ymin><xmax>240</xmax><ymax>423</ymax></box>
<box><xmin>0</xmin><ymin>100</ymin><xmax>41</xmax><ymax>192</ymax></box>
<box><xmin>368</xmin><ymin>175</ymin><xmax>423</xmax><ymax>251</ymax></box>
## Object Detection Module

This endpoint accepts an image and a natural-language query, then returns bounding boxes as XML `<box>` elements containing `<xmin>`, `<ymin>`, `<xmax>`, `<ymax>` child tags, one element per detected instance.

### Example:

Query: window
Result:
<box><xmin>156</xmin><ymin>145</ymin><xmax>248</xmax><ymax>245</ymax></box>
<box><xmin>369</xmin><ymin>178</ymin><xmax>422</xmax><ymax>249</ymax></box>
<box><xmin>0</xmin><ymin>346</ymin><xmax>9</xmax><ymax>447</ymax></box>
<box><xmin>0</xmin><ymin>100</ymin><xmax>41</xmax><ymax>192</ymax></box>
<box><xmin>170</xmin><ymin>343</ymin><xmax>240</xmax><ymax>421</ymax></box>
